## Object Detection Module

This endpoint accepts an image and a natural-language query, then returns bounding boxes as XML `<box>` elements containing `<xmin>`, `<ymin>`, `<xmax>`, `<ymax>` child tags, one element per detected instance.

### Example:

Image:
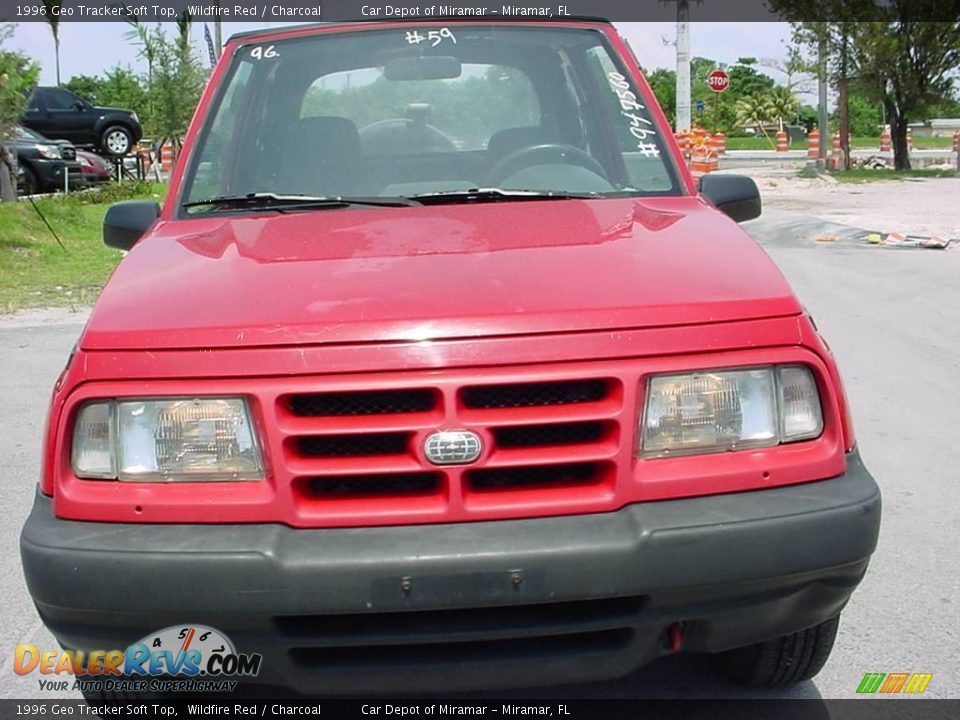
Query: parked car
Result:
<box><xmin>21</xmin><ymin>19</ymin><xmax>880</xmax><ymax>697</ymax></box>
<box><xmin>15</xmin><ymin>125</ymin><xmax>83</xmax><ymax>195</ymax></box>
<box><xmin>22</xmin><ymin>86</ymin><xmax>143</xmax><ymax>157</ymax></box>
<box><xmin>76</xmin><ymin>148</ymin><xmax>114</xmax><ymax>185</ymax></box>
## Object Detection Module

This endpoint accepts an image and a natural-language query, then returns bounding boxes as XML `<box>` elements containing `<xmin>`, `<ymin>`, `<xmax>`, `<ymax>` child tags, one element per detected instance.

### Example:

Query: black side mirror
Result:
<box><xmin>74</xmin><ymin>101</ymin><xmax>86</xmax><ymax>111</ymax></box>
<box><xmin>698</xmin><ymin>174</ymin><xmax>762</xmax><ymax>223</ymax></box>
<box><xmin>103</xmin><ymin>200</ymin><xmax>161</xmax><ymax>251</ymax></box>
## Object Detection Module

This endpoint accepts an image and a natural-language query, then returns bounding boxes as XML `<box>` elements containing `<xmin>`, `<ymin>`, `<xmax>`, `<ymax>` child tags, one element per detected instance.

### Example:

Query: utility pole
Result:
<box><xmin>818</xmin><ymin>34</ymin><xmax>828</xmax><ymax>159</ymax></box>
<box><xmin>675</xmin><ymin>0</ymin><xmax>691</xmax><ymax>132</ymax></box>
<box><xmin>214</xmin><ymin>1</ymin><xmax>222</xmax><ymax>57</ymax></box>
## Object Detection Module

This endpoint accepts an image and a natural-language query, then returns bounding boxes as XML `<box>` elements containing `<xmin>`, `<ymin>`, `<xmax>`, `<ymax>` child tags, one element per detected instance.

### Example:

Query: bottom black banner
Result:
<box><xmin>3</xmin><ymin>700</ymin><xmax>959</xmax><ymax>720</ymax></box>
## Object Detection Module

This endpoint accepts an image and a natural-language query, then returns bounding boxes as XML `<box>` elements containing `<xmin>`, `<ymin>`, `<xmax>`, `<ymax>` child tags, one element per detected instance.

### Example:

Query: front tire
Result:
<box><xmin>719</xmin><ymin>615</ymin><xmax>840</xmax><ymax>687</ymax></box>
<box><xmin>100</xmin><ymin>125</ymin><xmax>133</xmax><ymax>157</ymax></box>
<box><xmin>21</xmin><ymin>165</ymin><xmax>40</xmax><ymax>195</ymax></box>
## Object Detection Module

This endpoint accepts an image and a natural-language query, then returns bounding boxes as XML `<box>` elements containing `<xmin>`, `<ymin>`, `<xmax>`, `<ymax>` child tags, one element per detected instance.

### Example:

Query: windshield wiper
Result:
<box><xmin>411</xmin><ymin>188</ymin><xmax>600</xmax><ymax>205</ymax></box>
<box><xmin>182</xmin><ymin>192</ymin><xmax>421</xmax><ymax>212</ymax></box>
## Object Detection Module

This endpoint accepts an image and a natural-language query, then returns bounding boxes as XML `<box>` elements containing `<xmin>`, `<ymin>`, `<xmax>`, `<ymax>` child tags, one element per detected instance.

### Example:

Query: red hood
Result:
<box><xmin>81</xmin><ymin>197</ymin><xmax>801</xmax><ymax>351</ymax></box>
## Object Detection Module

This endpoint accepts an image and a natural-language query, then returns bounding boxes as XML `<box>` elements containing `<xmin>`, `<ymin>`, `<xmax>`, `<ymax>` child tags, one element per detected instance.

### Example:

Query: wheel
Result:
<box><xmin>718</xmin><ymin>615</ymin><xmax>840</xmax><ymax>687</ymax></box>
<box><xmin>100</xmin><ymin>125</ymin><xmax>133</xmax><ymax>156</ymax></box>
<box><xmin>21</xmin><ymin>165</ymin><xmax>39</xmax><ymax>195</ymax></box>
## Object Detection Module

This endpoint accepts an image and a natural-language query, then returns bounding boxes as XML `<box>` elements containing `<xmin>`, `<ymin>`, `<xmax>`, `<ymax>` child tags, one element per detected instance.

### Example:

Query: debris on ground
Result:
<box><xmin>815</xmin><ymin>234</ymin><xmax>839</xmax><ymax>242</ymax></box>
<box><xmin>876</xmin><ymin>232</ymin><xmax>954</xmax><ymax>249</ymax></box>
<box><xmin>853</xmin><ymin>156</ymin><xmax>891</xmax><ymax>170</ymax></box>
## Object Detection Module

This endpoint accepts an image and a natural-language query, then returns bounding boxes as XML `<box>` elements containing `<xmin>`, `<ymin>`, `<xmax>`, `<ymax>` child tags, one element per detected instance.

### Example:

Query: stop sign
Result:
<box><xmin>707</xmin><ymin>69</ymin><xmax>730</xmax><ymax>93</ymax></box>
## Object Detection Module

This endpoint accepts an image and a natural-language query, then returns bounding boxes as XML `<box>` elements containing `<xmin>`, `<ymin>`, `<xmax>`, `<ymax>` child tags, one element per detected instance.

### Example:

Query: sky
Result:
<box><xmin>5</xmin><ymin>21</ymin><xmax>799</xmax><ymax>87</ymax></box>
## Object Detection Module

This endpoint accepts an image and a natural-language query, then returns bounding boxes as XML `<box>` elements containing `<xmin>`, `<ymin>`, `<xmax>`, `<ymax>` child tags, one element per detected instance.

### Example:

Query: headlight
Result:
<box><xmin>72</xmin><ymin>398</ymin><xmax>263</xmax><ymax>481</ymax></box>
<box><xmin>640</xmin><ymin>365</ymin><xmax>823</xmax><ymax>458</ymax></box>
<box><xmin>36</xmin><ymin>144</ymin><xmax>60</xmax><ymax>159</ymax></box>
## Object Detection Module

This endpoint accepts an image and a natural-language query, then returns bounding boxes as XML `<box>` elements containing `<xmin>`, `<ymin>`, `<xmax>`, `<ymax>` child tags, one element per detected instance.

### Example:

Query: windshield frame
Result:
<box><xmin>174</xmin><ymin>22</ymin><xmax>687</xmax><ymax>220</ymax></box>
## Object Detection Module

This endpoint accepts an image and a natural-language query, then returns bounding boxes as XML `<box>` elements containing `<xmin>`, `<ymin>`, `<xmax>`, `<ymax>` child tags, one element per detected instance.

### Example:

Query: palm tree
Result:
<box><xmin>41</xmin><ymin>0</ymin><xmax>62</xmax><ymax>85</ymax></box>
<box><xmin>768</xmin><ymin>86</ymin><xmax>801</xmax><ymax>131</ymax></box>
<box><xmin>735</xmin><ymin>93</ymin><xmax>776</xmax><ymax>148</ymax></box>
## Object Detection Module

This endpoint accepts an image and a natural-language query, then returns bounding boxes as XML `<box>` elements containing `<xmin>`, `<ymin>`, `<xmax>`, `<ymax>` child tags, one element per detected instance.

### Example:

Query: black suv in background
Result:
<box><xmin>16</xmin><ymin>126</ymin><xmax>83</xmax><ymax>194</ymax></box>
<box><xmin>22</xmin><ymin>86</ymin><xmax>143</xmax><ymax>157</ymax></box>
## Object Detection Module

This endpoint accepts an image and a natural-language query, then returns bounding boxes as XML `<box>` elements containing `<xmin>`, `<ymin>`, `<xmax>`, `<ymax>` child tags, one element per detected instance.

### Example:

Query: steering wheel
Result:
<box><xmin>488</xmin><ymin>143</ymin><xmax>608</xmax><ymax>186</ymax></box>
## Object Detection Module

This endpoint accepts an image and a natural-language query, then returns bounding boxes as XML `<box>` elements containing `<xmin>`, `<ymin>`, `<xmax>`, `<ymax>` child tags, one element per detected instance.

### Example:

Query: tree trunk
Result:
<box><xmin>891</xmin><ymin>113</ymin><xmax>911</xmax><ymax>171</ymax></box>
<box><xmin>0</xmin><ymin>145</ymin><xmax>16</xmax><ymax>202</ymax></box>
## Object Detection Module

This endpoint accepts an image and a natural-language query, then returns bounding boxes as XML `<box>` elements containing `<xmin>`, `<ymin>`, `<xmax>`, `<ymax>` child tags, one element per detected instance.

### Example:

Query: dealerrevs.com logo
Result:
<box><xmin>14</xmin><ymin>625</ymin><xmax>261</xmax><ymax>694</ymax></box>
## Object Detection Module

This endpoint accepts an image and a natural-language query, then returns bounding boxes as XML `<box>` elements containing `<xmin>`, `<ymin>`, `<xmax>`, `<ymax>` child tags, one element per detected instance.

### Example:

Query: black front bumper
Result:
<box><xmin>21</xmin><ymin>451</ymin><xmax>880</xmax><ymax>694</ymax></box>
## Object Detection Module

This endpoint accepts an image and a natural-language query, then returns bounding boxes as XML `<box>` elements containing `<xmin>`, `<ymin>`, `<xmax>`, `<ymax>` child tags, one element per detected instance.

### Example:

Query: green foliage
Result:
<box><xmin>99</xmin><ymin>66</ymin><xmax>148</xmax><ymax>113</ymax></box>
<box><xmin>66</xmin><ymin>180</ymin><xmax>158</xmax><ymax>205</ymax></box>
<box><xmin>63</xmin><ymin>74</ymin><xmax>102</xmax><ymax>103</ymax></box>
<box><xmin>0</xmin><ymin>182</ymin><xmax>166</xmax><ymax>311</ymax></box>
<box><xmin>64</xmin><ymin>66</ymin><xmax>147</xmax><ymax>115</ymax></box>
<box><xmin>735</xmin><ymin>93</ymin><xmax>776</xmax><ymax>146</ymax></box>
<box><xmin>768</xmin><ymin>86</ymin><xmax>801</xmax><ymax>129</ymax></box>
<box><xmin>837</xmin><ymin>93</ymin><xmax>882</xmax><ymax>136</ymax></box>
<box><xmin>0</xmin><ymin>25</ymin><xmax>42</xmax><ymax>200</ymax></box>
<box><xmin>145</xmin><ymin>19</ymin><xmax>206</xmax><ymax>142</ymax></box>
<box><xmin>646</xmin><ymin>55</ymin><xmax>778</xmax><ymax>132</ymax></box>
<box><xmin>775</xmin><ymin>2</ymin><xmax>960</xmax><ymax>169</ymax></box>
<box><xmin>645</xmin><ymin>68</ymin><xmax>676</xmax><ymax>125</ymax></box>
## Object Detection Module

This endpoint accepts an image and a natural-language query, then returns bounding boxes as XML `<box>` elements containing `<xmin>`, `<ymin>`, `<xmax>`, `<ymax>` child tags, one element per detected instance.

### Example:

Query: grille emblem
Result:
<box><xmin>423</xmin><ymin>430</ymin><xmax>482</xmax><ymax>465</ymax></box>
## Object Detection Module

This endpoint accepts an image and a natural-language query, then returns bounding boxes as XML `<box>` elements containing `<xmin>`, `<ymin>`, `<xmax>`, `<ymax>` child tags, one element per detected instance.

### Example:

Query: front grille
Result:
<box><xmin>467</xmin><ymin>462</ymin><xmax>601</xmax><ymax>491</ymax></box>
<box><xmin>462</xmin><ymin>379</ymin><xmax>608</xmax><ymax>409</ymax></box>
<box><xmin>298</xmin><ymin>433</ymin><xmax>409</xmax><ymax>457</ymax></box>
<box><xmin>304</xmin><ymin>472</ymin><xmax>441</xmax><ymax>498</ymax></box>
<box><xmin>493</xmin><ymin>421</ymin><xmax>605</xmax><ymax>448</ymax></box>
<box><xmin>277</xmin><ymin>371</ymin><xmax>622</xmax><ymax>524</ymax></box>
<box><xmin>289</xmin><ymin>389</ymin><xmax>436</xmax><ymax>416</ymax></box>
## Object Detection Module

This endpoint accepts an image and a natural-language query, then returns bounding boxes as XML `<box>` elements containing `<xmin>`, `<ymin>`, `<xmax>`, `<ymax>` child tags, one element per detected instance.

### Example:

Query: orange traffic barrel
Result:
<box><xmin>161</xmin><ymin>144</ymin><xmax>175</xmax><ymax>173</ymax></box>
<box><xmin>713</xmin><ymin>131</ymin><xmax>726</xmax><ymax>155</ymax></box>
<box><xmin>880</xmin><ymin>127</ymin><xmax>891</xmax><ymax>152</ymax></box>
<box><xmin>689</xmin><ymin>144</ymin><xmax>712</xmax><ymax>175</ymax></box>
<box><xmin>953</xmin><ymin>130</ymin><xmax>960</xmax><ymax>153</ymax></box>
<box><xmin>776</xmin><ymin>130</ymin><xmax>788</xmax><ymax>152</ymax></box>
<box><xmin>807</xmin><ymin>128</ymin><xmax>820</xmax><ymax>158</ymax></box>
<box><xmin>907</xmin><ymin>128</ymin><xmax>914</xmax><ymax>151</ymax></box>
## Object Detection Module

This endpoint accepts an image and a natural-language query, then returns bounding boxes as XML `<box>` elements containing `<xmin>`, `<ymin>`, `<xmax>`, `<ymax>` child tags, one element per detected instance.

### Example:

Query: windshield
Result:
<box><xmin>181</xmin><ymin>25</ymin><xmax>681</xmax><ymax>213</ymax></box>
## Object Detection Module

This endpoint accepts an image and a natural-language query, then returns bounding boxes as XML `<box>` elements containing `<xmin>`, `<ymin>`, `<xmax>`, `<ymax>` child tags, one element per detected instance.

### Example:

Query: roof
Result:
<box><xmin>227</xmin><ymin>17</ymin><xmax>612</xmax><ymax>44</ymax></box>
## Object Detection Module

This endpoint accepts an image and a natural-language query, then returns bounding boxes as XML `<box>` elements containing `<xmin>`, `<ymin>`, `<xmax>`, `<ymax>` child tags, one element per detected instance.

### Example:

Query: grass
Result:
<box><xmin>724</xmin><ymin>135</ymin><xmax>955</xmax><ymax>151</ymax></box>
<box><xmin>828</xmin><ymin>168</ymin><xmax>957</xmax><ymax>184</ymax></box>
<box><xmin>0</xmin><ymin>182</ymin><xmax>167</xmax><ymax>313</ymax></box>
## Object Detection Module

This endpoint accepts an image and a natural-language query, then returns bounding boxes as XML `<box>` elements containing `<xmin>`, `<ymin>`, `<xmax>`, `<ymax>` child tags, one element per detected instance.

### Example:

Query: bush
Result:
<box><xmin>66</xmin><ymin>181</ymin><xmax>161</xmax><ymax>206</ymax></box>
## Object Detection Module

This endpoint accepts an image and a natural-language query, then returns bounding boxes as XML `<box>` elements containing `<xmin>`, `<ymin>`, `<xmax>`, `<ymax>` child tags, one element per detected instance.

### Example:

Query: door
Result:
<box><xmin>36</xmin><ymin>88</ymin><xmax>93</xmax><ymax>144</ymax></box>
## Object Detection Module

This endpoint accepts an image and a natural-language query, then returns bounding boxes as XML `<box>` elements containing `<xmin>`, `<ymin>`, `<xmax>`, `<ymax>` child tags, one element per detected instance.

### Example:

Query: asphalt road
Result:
<box><xmin>1</xmin><ymin>193</ymin><xmax>958</xmax><ymax>700</ymax></box>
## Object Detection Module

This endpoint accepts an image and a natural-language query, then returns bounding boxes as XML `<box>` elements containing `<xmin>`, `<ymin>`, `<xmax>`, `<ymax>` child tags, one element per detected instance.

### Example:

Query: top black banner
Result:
<box><xmin>1</xmin><ymin>0</ymin><xmax>959</xmax><ymax>23</ymax></box>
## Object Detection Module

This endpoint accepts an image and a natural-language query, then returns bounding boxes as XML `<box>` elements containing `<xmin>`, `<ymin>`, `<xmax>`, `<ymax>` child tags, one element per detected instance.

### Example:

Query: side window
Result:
<box><xmin>44</xmin><ymin>89</ymin><xmax>81</xmax><ymax>110</ymax></box>
<box><xmin>189</xmin><ymin>61</ymin><xmax>254</xmax><ymax>199</ymax></box>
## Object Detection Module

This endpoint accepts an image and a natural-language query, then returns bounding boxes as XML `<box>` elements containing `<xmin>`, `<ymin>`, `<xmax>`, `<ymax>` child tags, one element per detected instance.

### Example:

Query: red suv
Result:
<box><xmin>21</xmin><ymin>19</ymin><xmax>880</xmax><ymax>696</ymax></box>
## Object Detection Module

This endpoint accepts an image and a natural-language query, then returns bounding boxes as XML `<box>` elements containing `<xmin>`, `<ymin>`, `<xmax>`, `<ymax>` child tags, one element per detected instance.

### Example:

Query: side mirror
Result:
<box><xmin>698</xmin><ymin>174</ymin><xmax>761</xmax><ymax>223</ymax></box>
<box><xmin>103</xmin><ymin>200</ymin><xmax>161</xmax><ymax>251</ymax></box>
<box><xmin>74</xmin><ymin>101</ymin><xmax>86</xmax><ymax>111</ymax></box>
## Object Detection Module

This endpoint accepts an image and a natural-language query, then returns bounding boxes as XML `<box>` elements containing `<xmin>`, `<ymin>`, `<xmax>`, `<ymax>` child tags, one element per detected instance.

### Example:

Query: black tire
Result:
<box><xmin>719</xmin><ymin>615</ymin><xmax>840</xmax><ymax>687</ymax></box>
<box><xmin>21</xmin><ymin>165</ymin><xmax>40</xmax><ymax>195</ymax></box>
<box><xmin>100</xmin><ymin>125</ymin><xmax>133</xmax><ymax>157</ymax></box>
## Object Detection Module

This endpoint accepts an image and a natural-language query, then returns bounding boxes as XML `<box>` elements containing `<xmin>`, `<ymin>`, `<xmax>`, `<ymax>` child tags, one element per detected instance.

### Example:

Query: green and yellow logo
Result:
<box><xmin>857</xmin><ymin>672</ymin><xmax>933</xmax><ymax>694</ymax></box>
